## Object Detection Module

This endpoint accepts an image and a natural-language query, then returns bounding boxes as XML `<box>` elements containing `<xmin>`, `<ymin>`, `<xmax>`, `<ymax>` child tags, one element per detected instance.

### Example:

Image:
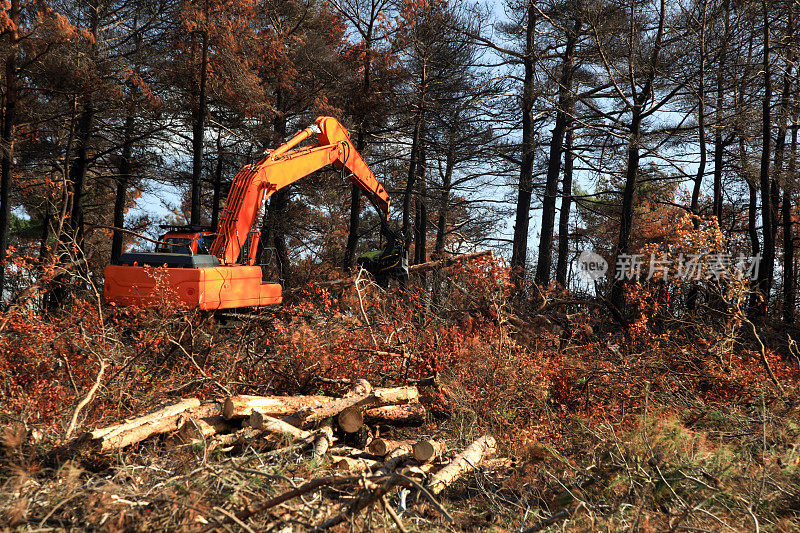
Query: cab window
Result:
<box><xmin>158</xmin><ymin>238</ymin><xmax>192</xmax><ymax>254</ymax></box>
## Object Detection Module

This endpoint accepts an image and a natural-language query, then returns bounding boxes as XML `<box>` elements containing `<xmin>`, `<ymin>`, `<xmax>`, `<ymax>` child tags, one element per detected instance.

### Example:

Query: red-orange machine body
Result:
<box><xmin>103</xmin><ymin>117</ymin><xmax>390</xmax><ymax>310</ymax></box>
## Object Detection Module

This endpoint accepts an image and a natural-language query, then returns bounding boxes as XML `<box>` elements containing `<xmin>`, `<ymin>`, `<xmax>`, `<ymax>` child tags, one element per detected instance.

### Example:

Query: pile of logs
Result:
<box><xmin>72</xmin><ymin>379</ymin><xmax>504</xmax><ymax>530</ymax></box>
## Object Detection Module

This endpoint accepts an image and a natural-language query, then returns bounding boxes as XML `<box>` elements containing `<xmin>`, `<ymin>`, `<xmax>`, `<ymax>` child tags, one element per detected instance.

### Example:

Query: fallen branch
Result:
<box><xmin>64</xmin><ymin>356</ymin><xmax>106</xmax><ymax>440</ymax></box>
<box><xmin>213</xmin><ymin>474</ymin><xmax>388</xmax><ymax>528</ymax></box>
<box><xmin>312</xmin><ymin>474</ymin><xmax>404</xmax><ymax>532</ymax></box>
<box><xmin>288</xmin><ymin>251</ymin><xmax>493</xmax><ymax>294</ymax></box>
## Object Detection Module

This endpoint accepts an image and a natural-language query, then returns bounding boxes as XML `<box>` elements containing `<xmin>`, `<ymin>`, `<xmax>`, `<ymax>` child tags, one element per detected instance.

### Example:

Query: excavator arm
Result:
<box><xmin>209</xmin><ymin>117</ymin><xmax>390</xmax><ymax>265</ymax></box>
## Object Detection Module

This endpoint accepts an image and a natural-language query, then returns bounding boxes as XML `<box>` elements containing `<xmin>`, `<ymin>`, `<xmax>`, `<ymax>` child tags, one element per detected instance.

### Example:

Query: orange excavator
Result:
<box><xmin>104</xmin><ymin>116</ymin><xmax>402</xmax><ymax>310</ymax></box>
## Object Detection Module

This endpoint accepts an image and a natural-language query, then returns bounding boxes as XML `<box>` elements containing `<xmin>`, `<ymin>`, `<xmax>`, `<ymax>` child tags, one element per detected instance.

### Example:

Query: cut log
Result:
<box><xmin>330</xmin><ymin>455</ymin><xmax>379</xmax><ymax>473</ymax></box>
<box><xmin>401</xmin><ymin>461</ymin><xmax>438</xmax><ymax>481</ymax></box>
<box><xmin>179</xmin><ymin>416</ymin><xmax>230</xmax><ymax>441</ymax></box>
<box><xmin>368</xmin><ymin>439</ymin><xmax>414</xmax><ymax>457</ymax></box>
<box><xmin>88</xmin><ymin>398</ymin><xmax>204</xmax><ymax>452</ymax></box>
<box><xmin>251</xmin><ymin>414</ymin><xmax>313</xmax><ymax>443</ymax></box>
<box><xmin>312</xmin><ymin>420</ymin><xmax>334</xmax><ymax>457</ymax></box>
<box><xmin>426</xmin><ymin>435</ymin><xmax>497</xmax><ymax>495</ymax></box>
<box><xmin>283</xmin><ymin>387</ymin><xmax>419</xmax><ymax>429</ymax></box>
<box><xmin>210</xmin><ymin>427</ymin><xmax>261</xmax><ymax>447</ymax></box>
<box><xmin>412</xmin><ymin>439</ymin><xmax>448</xmax><ymax>463</ymax></box>
<box><xmin>223</xmin><ymin>395</ymin><xmax>330</xmax><ymax>419</ymax></box>
<box><xmin>378</xmin><ymin>443</ymin><xmax>414</xmax><ymax>473</ymax></box>
<box><xmin>337</xmin><ymin>407</ymin><xmax>363</xmax><ymax>433</ymax></box>
<box><xmin>88</xmin><ymin>398</ymin><xmax>201</xmax><ymax>441</ymax></box>
<box><xmin>363</xmin><ymin>403</ymin><xmax>426</xmax><ymax>426</ymax></box>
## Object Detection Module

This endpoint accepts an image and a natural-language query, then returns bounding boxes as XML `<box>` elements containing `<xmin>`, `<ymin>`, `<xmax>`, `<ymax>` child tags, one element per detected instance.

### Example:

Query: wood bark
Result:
<box><xmin>402</xmin><ymin>60</ymin><xmax>426</xmax><ymax>242</ymax></box>
<box><xmin>757</xmin><ymin>0</ymin><xmax>775</xmax><ymax>309</ymax></box>
<box><xmin>785</xmin><ymin>119</ymin><xmax>797</xmax><ymax>323</ymax></box>
<box><xmin>434</xmin><ymin>144</ymin><xmax>455</xmax><ymax>256</ymax></box>
<box><xmin>413</xmin><ymin>146</ymin><xmax>427</xmax><ymax>266</ymax></box>
<box><xmin>343</xmin><ymin>28</ymin><xmax>373</xmax><ymax>270</ymax></box>
<box><xmin>610</xmin><ymin>0</ymin><xmax>666</xmax><ymax>309</ymax></box>
<box><xmin>426</xmin><ymin>435</ymin><xmax>496</xmax><ymax>495</ymax></box>
<box><xmin>210</xmin><ymin>130</ymin><xmax>224</xmax><ymax>229</ymax></box>
<box><xmin>363</xmin><ymin>403</ymin><xmax>426</xmax><ymax>426</ymax></box>
<box><xmin>225</xmin><ymin>391</ymin><xmax>421</xmax><ymax>422</ymax></box>
<box><xmin>555</xmin><ymin>124</ymin><xmax>574</xmax><ymax>287</ymax></box>
<box><xmin>690</xmin><ymin>0</ymin><xmax>708</xmax><ymax>229</ymax></box>
<box><xmin>713</xmin><ymin>0</ymin><xmax>731</xmax><ymax>224</ymax></box>
<box><xmin>378</xmin><ymin>443</ymin><xmax>414</xmax><ymax>473</ymax></box>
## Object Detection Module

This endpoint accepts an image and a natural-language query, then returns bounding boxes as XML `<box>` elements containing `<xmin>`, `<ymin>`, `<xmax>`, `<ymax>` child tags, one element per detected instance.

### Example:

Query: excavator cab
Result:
<box><xmin>155</xmin><ymin>225</ymin><xmax>216</xmax><ymax>255</ymax></box>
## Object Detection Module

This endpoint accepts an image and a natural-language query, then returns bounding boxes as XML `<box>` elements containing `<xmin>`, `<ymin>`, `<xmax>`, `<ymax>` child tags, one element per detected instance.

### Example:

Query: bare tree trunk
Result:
<box><xmin>190</xmin><ymin>29</ymin><xmax>208</xmax><ymax>226</ymax></box>
<box><xmin>756</xmin><ymin>0</ymin><xmax>774</xmax><ymax>312</ymax></box>
<box><xmin>414</xmin><ymin>146</ymin><xmax>427</xmax><ymax>266</ymax></box>
<box><xmin>434</xmin><ymin>144</ymin><xmax>454</xmax><ymax>256</ymax></box>
<box><xmin>0</xmin><ymin>0</ymin><xmax>18</xmax><ymax>299</ymax></box>
<box><xmin>555</xmin><ymin>123</ymin><xmax>574</xmax><ymax>288</ymax></box>
<box><xmin>260</xmin><ymin>97</ymin><xmax>290</xmax><ymax>278</ymax></box>
<box><xmin>535</xmin><ymin>14</ymin><xmax>581</xmax><ymax>287</ymax></box>
<box><xmin>712</xmin><ymin>0</ymin><xmax>730</xmax><ymax>225</ymax></box>
<box><xmin>111</xmin><ymin>113</ymin><xmax>135</xmax><ymax>263</ymax></box>
<box><xmin>403</xmin><ymin>62</ymin><xmax>426</xmax><ymax>246</ymax></box>
<box><xmin>748</xmin><ymin>178</ymin><xmax>760</xmax><ymax>257</ymax></box>
<box><xmin>690</xmin><ymin>0</ymin><xmax>707</xmax><ymax>228</ymax></box>
<box><xmin>610</xmin><ymin>110</ymin><xmax>642</xmax><ymax>308</ymax></box>
<box><xmin>510</xmin><ymin>2</ymin><xmax>537</xmax><ymax>293</ymax></box>
<box><xmin>610</xmin><ymin>0</ymin><xmax>665</xmax><ymax>310</ymax></box>
<box><xmin>784</xmin><ymin>121</ymin><xmax>797</xmax><ymax>324</ymax></box>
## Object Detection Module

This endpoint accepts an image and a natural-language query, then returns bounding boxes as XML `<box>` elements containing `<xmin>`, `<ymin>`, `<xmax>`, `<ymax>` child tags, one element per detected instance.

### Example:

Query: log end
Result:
<box><xmin>338</xmin><ymin>407</ymin><xmax>364</xmax><ymax>434</ymax></box>
<box><xmin>368</xmin><ymin>438</ymin><xmax>388</xmax><ymax>456</ymax></box>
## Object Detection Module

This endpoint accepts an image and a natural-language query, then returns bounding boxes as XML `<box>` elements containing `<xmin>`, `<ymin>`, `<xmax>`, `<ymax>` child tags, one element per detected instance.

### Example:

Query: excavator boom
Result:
<box><xmin>210</xmin><ymin>117</ymin><xmax>390</xmax><ymax>265</ymax></box>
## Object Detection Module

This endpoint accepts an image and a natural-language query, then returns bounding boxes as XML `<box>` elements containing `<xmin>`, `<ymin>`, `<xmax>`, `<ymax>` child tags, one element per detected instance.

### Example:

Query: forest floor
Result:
<box><xmin>1</xmin><ymin>258</ymin><xmax>800</xmax><ymax>531</ymax></box>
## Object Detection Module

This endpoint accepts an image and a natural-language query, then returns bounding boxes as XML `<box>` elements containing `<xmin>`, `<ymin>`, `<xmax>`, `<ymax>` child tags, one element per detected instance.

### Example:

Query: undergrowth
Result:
<box><xmin>0</xmin><ymin>256</ymin><xmax>799</xmax><ymax>530</ymax></box>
